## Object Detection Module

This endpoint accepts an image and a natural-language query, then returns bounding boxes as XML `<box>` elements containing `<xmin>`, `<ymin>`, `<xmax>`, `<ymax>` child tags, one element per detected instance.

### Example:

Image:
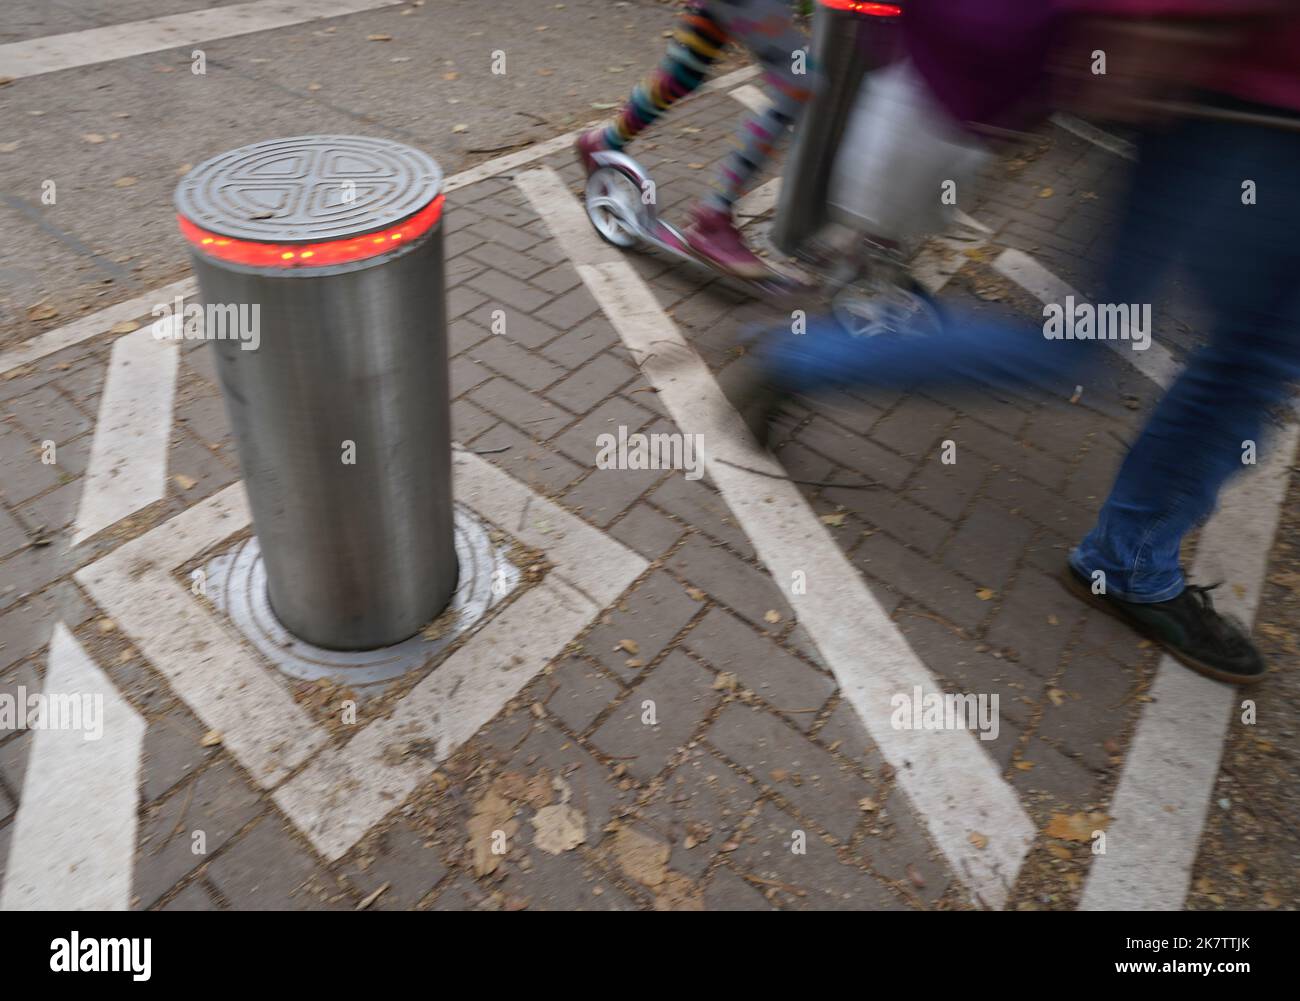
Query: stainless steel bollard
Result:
<box><xmin>769</xmin><ymin>0</ymin><xmax>906</xmax><ymax>256</ymax></box>
<box><xmin>175</xmin><ymin>136</ymin><xmax>457</xmax><ymax>651</ymax></box>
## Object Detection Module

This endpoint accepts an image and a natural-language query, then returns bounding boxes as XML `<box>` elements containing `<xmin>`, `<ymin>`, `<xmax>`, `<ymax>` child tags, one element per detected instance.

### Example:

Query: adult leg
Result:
<box><xmin>1070</xmin><ymin>115</ymin><xmax>1300</xmax><ymax>602</ymax></box>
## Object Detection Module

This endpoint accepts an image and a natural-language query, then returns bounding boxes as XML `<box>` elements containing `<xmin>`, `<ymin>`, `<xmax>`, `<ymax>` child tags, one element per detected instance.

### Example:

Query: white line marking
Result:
<box><xmin>445</xmin><ymin>130</ymin><xmax>593</xmax><ymax>195</ymax></box>
<box><xmin>993</xmin><ymin>247</ymin><xmax>1182</xmax><ymax>390</ymax></box>
<box><xmin>76</xmin><ymin>482</ymin><xmax>330</xmax><ymax>788</ymax></box>
<box><xmin>1080</xmin><ymin>422</ymin><xmax>1299</xmax><ymax>910</ymax></box>
<box><xmin>74</xmin><ymin>452</ymin><xmax>646</xmax><ymax>859</ymax></box>
<box><xmin>734</xmin><ymin>174</ymin><xmax>990</xmax><ymax>290</ymax></box>
<box><xmin>0</xmin><ymin>67</ymin><xmax>762</xmax><ymax>370</ymax></box>
<box><xmin>0</xmin><ymin>278</ymin><xmax>195</xmax><ymax>376</ymax></box>
<box><xmin>912</xmin><ymin>211</ymin><xmax>995</xmax><ymax>294</ymax></box>
<box><xmin>446</xmin><ymin>64</ymin><xmax>763</xmax><ymax>194</ymax></box>
<box><xmin>1</xmin><ymin>624</ymin><xmax>145</xmax><ymax>911</ymax></box>
<box><xmin>729</xmin><ymin>83</ymin><xmax>772</xmax><ymax>115</ymax></box>
<box><xmin>516</xmin><ymin>166</ymin><xmax>1035</xmax><ymax>908</ymax></box>
<box><xmin>734</xmin><ymin>178</ymin><xmax>781</xmax><ymax>224</ymax></box>
<box><xmin>702</xmin><ymin>65</ymin><xmax>760</xmax><ymax>94</ymax></box>
<box><xmin>275</xmin><ymin>573</ymin><xmax>598</xmax><ymax>859</ymax></box>
<box><xmin>0</xmin><ymin>0</ymin><xmax>403</xmax><ymax>80</ymax></box>
<box><xmin>276</xmin><ymin>450</ymin><xmax>647</xmax><ymax>859</ymax></box>
<box><xmin>72</xmin><ymin>324</ymin><xmax>180</xmax><ymax>546</ymax></box>
<box><xmin>1050</xmin><ymin>113</ymin><xmax>1137</xmax><ymax>162</ymax></box>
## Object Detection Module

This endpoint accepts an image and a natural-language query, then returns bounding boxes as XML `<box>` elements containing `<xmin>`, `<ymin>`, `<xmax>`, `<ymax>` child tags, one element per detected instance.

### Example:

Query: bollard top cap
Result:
<box><xmin>175</xmin><ymin>135</ymin><xmax>442</xmax><ymax>245</ymax></box>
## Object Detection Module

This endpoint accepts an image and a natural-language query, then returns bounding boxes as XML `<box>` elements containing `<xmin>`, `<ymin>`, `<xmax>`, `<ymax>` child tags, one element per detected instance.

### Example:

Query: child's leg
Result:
<box><xmin>603</xmin><ymin>2</ymin><xmax>730</xmax><ymax>150</ymax></box>
<box><xmin>705</xmin><ymin>0</ymin><xmax>815</xmax><ymax>212</ymax></box>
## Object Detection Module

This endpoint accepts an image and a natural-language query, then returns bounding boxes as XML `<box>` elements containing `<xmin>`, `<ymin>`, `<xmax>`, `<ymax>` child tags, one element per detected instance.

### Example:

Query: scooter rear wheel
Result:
<box><xmin>584</xmin><ymin>166</ymin><xmax>644</xmax><ymax>249</ymax></box>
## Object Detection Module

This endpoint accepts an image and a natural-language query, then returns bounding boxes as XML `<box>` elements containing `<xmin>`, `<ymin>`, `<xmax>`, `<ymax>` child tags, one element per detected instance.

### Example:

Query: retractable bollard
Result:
<box><xmin>769</xmin><ymin>0</ymin><xmax>906</xmax><ymax>256</ymax></box>
<box><xmin>175</xmin><ymin>136</ymin><xmax>457</xmax><ymax>651</ymax></box>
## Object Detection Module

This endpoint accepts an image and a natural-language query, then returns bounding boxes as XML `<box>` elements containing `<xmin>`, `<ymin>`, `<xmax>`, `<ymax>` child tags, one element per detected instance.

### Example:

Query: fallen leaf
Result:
<box><xmin>763</xmin><ymin>610</ymin><xmax>781</xmax><ymax>624</ymax></box>
<box><xmin>685</xmin><ymin>587</ymin><xmax>706</xmax><ymax>602</ymax></box>
<box><xmin>1047</xmin><ymin>687</ymin><xmax>1066</xmax><ymax>706</ymax></box>
<box><xmin>532</xmin><ymin>802</ymin><xmax>586</xmax><ymax>854</ymax></box>
<box><xmin>0</xmin><ymin>141</ymin><xmax>19</xmax><ymax>153</ymax></box>
<box><xmin>109</xmin><ymin>320</ymin><xmax>139</xmax><ymax>334</ymax></box>
<box><xmin>968</xmin><ymin>831</ymin><xmax>988</xmax><ymax>850</ymax></box>
<box><xmin>615</xmin><ymin>638</ymin><xmax>640</xmax><ymax>656</ymax></box>
<box><xmin>83</xmin><ymin>133</ymin><xmax>107</xmax><ymax>144</ymax></box>
<box><xmin>1013</xmin><ymin>760</ymin><xmax>1035</xmax><ymax>771</ymax></box>
<box><xmin>366</xmin><ymin>33</ymin><xmax>393</xmax><ymax>41</ymax></box>
<box><xmin>625</xmin><ymin>658</ymin><xmax>644</xmax><ymax>669</ymax></box>
<box><xmin>611</xmin><ymin>827</ymin><xmax>669</xmax><ymax>887</ymax></box>
<box><xmin>452</xmin><ymin>123</ymin><xmax>468</xmax><ymax>133</ymax></box>
<box><xmin>27</xmin><ymin>303</ymin><xmax>59</xmax><ymax>321</ymax></box>
<box><xmin>200</xmin><ymin>730</ymin><xmax>223</xmax><ymax>747</ymax></box>
<box><xmin>820</xmin><ymin>512</ymin><xmax>846</xmax><ymax>527</ymax></box>
<box><xmin>975</xmin><ymin>587</ymin><xmax>996</xmax><ymax>601</ymax></box>
<box><xmin>443</xmin><ymin>71</ymin><xmax>459</xmax><ymax>80</ymax></box>
<box><xmin>653</xmin><ymin>872</ymin><xmax>703</xmax><ymax>911</ymax></box>
<box><xmin>859</xmin><ymin>796</ymin><xmax>878</xmax><ymax>812</ymax></box>
<box><xmin>173</xmin><ymin>473</ymin><xmax>198</xmax><ymax>490</ymax></box>
<box><xmin>113</xmin><ymin>176</ymin><xmax>137</xmax><ymax>188</ymax></box>
<box><xmin>1038</xmin><ymin>186</ymin><xmax>1054</xmax><ymax>198</ymax></box>
<box><xmin>1047</xmin><ymin>843</ymin><xmax>1073</xmax><ymax>860</ymax></box>
<box><xmin>1044</xmin><ymin>811</ymin><xmax>1110</xmax><ymax>843</ymax></box>
<box><xmin>712</xmin><ymin>671</ymin><xmax>739</xmax><ymax>692</ymax></box>
<box><xmin>468</xmin><ymin>789</ymin><xmax>517</xmax><ymax>875</ymax></box>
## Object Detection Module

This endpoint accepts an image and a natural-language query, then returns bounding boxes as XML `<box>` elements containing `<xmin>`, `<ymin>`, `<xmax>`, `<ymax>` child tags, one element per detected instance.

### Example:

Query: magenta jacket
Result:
<box><xmin>903</xmin><ymin>0</ymin><xmax>1300</xmax><ymax>128</ymax></box>
<box><xmin>1064</xmin><ymin>0</ymin><xmax>1300</xmax><ymax>112</ymax></box>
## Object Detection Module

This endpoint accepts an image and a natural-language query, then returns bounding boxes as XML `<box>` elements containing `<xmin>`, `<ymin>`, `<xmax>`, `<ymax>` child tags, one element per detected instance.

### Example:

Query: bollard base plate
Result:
<box><xmin>202</xmin><ymin>503</ymin><xmax>519</xmax><ymax>694</ymax></box>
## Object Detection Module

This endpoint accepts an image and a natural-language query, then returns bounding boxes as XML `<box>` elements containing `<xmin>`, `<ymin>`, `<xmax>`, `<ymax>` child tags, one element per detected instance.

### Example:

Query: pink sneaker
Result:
<box><xmin>684</xmin><ymin>205</ymin><xmax>772</xmax><ymax>280</ymax></box>
<box><xmin>576</xmin><ymin>129</ymin><xmax>612</xmax><ymax>178</ymax></box>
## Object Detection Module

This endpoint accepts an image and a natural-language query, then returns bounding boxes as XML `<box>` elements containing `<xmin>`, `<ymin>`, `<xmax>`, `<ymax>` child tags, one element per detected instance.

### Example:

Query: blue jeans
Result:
<box><xmin>755</xmin><ymin>111</ymin><xmax>1300</xmax><ymax>601</ymax></box>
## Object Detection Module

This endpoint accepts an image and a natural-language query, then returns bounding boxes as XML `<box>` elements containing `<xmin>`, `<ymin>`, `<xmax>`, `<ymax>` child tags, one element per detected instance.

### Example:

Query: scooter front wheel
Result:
<box><xmin>584</xmin><ymin>165</ymin><xmax>644</xmax><ymax>249</ymax></box>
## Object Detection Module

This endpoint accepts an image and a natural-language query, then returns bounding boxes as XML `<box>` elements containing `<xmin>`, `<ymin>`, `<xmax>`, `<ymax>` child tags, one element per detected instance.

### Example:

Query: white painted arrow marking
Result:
<box><xmin>72</xmin><ymin>322</ymin><xmax>179</xmax><ymax>546</ymax></box>
<box><xmin>1</xmin><ymin>623</ymin><xmax>145</xmax><ymax>910</ymax></box>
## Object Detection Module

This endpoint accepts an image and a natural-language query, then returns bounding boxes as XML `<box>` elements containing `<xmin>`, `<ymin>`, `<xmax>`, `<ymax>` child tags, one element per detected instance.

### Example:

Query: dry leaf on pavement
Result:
<box><xmin>532</xmin><ymin>803</ymin><xmax>586</xmax><ymax>855</ymax></box>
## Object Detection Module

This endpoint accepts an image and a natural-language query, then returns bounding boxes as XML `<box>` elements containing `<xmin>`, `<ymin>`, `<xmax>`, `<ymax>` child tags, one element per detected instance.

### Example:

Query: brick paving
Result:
<box><xmin>0</xmin><ymin>76</ymin><xmax>1293</xmax><ymax>913</ymax></box>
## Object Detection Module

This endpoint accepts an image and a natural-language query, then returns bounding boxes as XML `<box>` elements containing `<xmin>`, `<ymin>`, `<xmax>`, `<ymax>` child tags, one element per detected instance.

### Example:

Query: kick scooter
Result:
<box><xmin>582</xmin><ymin>149</ymin><xmax>808</xmax><ymax>298</ymax></box>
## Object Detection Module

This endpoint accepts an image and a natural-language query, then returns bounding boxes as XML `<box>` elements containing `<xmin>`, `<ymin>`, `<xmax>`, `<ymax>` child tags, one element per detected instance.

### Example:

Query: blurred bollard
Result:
<box><xmin>770</xmin><ymin>0</ymin><xmax>906</xmax><ymax>255</ymax></box>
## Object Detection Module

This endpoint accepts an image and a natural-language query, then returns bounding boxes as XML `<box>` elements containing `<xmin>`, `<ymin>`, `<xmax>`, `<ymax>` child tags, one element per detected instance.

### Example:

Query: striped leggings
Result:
<box><xmin>603</xmin><ymin>0</ymin><xmax>816</xmax><ymax>212</ymax></box>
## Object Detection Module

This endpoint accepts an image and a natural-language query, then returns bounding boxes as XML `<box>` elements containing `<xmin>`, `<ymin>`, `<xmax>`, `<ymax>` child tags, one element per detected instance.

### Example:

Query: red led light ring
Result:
<box><xmin>178</xmin><ymin>194</ymin><xmax>444</xmax><ymax>269</ymax></box>
<box><xmin>818</xmin><ymin>1</ymin><xmax>903</xmax><ymax>15</ymax></box>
